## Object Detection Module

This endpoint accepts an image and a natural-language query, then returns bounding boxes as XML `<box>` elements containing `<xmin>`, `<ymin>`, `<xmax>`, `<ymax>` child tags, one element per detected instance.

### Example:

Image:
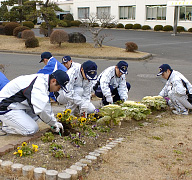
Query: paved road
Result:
<box><xmin>33</xmin><ymin>27</ymin><xmax>192</xmax><ymax>62</ymax></box>
<box><xmin>1</xmin><ymin>52</ymin><xmax>192</xmax><ymax>101</ymax></box>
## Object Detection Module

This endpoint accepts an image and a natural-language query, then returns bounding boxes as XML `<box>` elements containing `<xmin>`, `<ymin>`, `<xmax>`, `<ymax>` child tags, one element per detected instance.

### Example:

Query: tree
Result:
<box><xmin>27</xmin><ymin>0</ymin><xmax>63</xmax><ymax>37</ymax></box>
<box><xmin>80</xmin><ymin>12</ymin><xmax>116</xmax><ymax>48</ymax></box>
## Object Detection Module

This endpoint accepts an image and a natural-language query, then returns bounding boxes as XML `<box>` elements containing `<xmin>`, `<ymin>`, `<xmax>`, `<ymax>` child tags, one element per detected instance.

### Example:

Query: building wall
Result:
<box><xmin>70</xmin><ymin>0</ymin><xmax>192</xmax><ymax>30</ymax></box>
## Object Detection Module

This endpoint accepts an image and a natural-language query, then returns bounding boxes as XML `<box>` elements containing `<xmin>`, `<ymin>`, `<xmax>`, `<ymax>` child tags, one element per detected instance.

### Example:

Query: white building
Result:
<box><xmin>70</xmin><ymin>0</ymin><xmax>192</xmax><ymax>30</ymax></box>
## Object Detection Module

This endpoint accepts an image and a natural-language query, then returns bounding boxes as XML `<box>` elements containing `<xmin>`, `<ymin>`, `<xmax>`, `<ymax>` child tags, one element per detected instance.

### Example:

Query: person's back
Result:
<box><xmin>0</xmin><ymin>72</ymin><xmax>9</xmax><ymax>91</ymax></box>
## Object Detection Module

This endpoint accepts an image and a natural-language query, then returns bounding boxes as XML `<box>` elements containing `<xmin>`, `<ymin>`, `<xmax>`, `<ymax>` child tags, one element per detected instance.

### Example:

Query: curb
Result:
<box><xmin>0</xmin><ymin>50</ymin><xmax>152</xmax><ymax>61</ymax></box>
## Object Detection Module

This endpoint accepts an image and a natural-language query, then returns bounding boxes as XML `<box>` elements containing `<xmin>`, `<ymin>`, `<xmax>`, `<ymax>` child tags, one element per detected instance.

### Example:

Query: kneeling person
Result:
<box><xmin>0</xmin><ymin>70</ymin><xmax>69</xmax><ymax>135</ymax></box>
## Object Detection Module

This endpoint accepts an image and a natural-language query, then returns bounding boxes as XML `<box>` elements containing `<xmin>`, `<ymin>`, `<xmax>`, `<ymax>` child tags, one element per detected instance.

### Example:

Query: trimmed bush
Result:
<box><xmin>132</xmin><ymin>23</ymin><xmax>142</xmax><ymax>29</ymax></box>
<box><xmin>125</xmin><ymin>42</ymin><xmax>138</xmax><ymax>52</ymax></box>
<box><xmin>68</xmin><ymin>32</ymin><xmax>86</xmax><ymax>43</ymax></box>
<box><xmin>57</xmin><ymin>20</ymin><xmax>68</xmax><ymax>27</ymax></box>
<box><xmin>188</xmin><ymin>28</ymin><xmax>192</xmax><ymax>32</ymax></box>
<box><xmin>71</xmin><ymin>20</ymin><xmax>82</xmax><ymax>27</ymax></box>
<box><xmin>142</xmin><ymin>25</ymin><xmax>151</xmax><ymax>30</ymax></box>
<box><xmin>2</xmin><ymin>22</ymin><xmax>9</xmax><ymax>26</ymax></box>
<box><xmin>21</xmin><ymin>30</ymin><xmax>35</xmax><ymax>39</ymax></box>
<box><xmin>23</xmin><ymin>21</ymin><xmax>34</xmax><ymax>29</ymax></box>
<box><xmin>4</xmin><ymin>22</ymin><xmax>20</xmax><ymax>36</ymax></box>
<box><xmin>25</xmin><ymin>37</ymin><xmax>39</xmax><ymax>48</ymax></box>
<box><xmin>63</xmin><ymin>20</ymin><xmax>71</xmax><ymax>27</ymax></box>
<box><xmin>13</xmin><ymin>26</ymin><xmax>30</xmax><ymax>37</ymax></box>
<box><xmin>177</xmin><ymin>26</ymin><xmax>185</xmax><ymax>32</ymax></box>
<box><xmin>154</xmin><ymin>25</ymin><xmax>163</xmax><ymax>31</ymax></box>
<box><xmin>0</xmin><ymin>25</ymin><xmax>5</xmax><ymax>35</ymax></box>
<box><xmin>125</xmin><ymin>24</ymin><xmax>133</xmax><ymax>29</ymax></box>
<box><xmin>116</xmin><ymin>23</ymin><xmax>124</xmax><ymax>28</ymax></box>
<box><xmin>50</xmin><ymin>29</ymin><xmax>69</xmax><ymax>47</ymax></box>
<box><xmin>64</xmin><ymin>13</ymin><xmax>74</xmax><ymax>21</ymax></box>
<box><xmin>91</xmin><ymin>23</ymin><xmax>99</xmax><ymax>27</ymax></box>
<box><xmin>106</xmin><ymin>23</ymin><xmax>116</xmax><ymax>28</ymax></box>
<box><xmin>163</xmin><ymin>25</ymin><xmax>173</xmax><ymax>31</ymax></box>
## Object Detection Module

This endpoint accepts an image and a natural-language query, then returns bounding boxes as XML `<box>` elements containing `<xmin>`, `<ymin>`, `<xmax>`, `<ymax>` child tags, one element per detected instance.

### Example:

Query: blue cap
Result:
<box><xmin>51</xmin><ymin>70</ymin><xmax>69</xmax><ymax>92</ymax></box>
<box><xmin>40</xmin><ymin>52</ymin><xmax>52</xmax><ymax>63</ymax></box>
<box><xmin>157</xmin><ymin>64</ymin><xmax>172</xmax><ymax>76</ymax></box>
<box><xmin>117</xmin><ymin>61</ymin><xmax>128</xmax><ymax>74</ymax></box>
<box><xmin>62</xmin><ymin>56</ymin><xmax>71</xmax><ymax>63</ymax></box>
<box><xmin>82</xmin><ymin>60</ymin><xmax>97</xmax><ymax>80</ymax></box>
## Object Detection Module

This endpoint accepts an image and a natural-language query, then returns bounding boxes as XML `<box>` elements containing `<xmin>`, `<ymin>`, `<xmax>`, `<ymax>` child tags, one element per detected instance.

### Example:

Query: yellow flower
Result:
<box><xmin>22</xmin><ymin>142</ymin><xmax>27</xmax><ymax>147</ymax></box>
<box><xmin>81</xmin><ymin>118</ymin><xmax>86</xmax><ymax>123</ymax></box>
<box><xmin>18</xmin><ymin>150</ymin><xmax>23</xmax><ymax>157</ymax></box>
<box><xmin>66</xmin><ymin>117</ymin><xmax>71</xmax><ymax>122</ymax></box>
<box><xmin>13</xmin><ymin>152</ymin><xmax>17</xmax><ymax>155</ymax></box>
<box><xmin>80</xmin><ymin>123</ymin><xmax>84</xmax><ymax>127</ymax></box>
<box><xmin>17</xmin><ymin>147</ymin><xmax>21</xmax><ymax>150</ymax></box>
<box><xmin>66</xmin><ymin>109</ymin><xmax>71</xmax><ymax>114</ymax></box>
<box><xmin>57</xmin><ymin>113</ymin><xmax>63</xmax><ymax>119</ymax></box>
<box><xmin>32</xmin><ymin>144</ymin><xmax>38</xmax><ymax>152</ymax></box>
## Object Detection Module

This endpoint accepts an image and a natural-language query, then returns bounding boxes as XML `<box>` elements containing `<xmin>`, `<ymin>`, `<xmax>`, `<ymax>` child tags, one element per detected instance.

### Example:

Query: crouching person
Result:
<box><xmin>157</xmin><ymin>64</ymin><xmax>192</xmax><ymax>115</ymax></box>
<box><xmin>0</xmin><ymin>70</ymin><xmax>69</xmax><ymax>135</ymax></box>
<box><xmin>56</xmin><ymin>60</ymin><xmax>97</xmax><ymax>117</ymax></box>
<box><xmin>93</xmin><ymin>61</ymin><xmax>131</xmax><ymax>105</ymax></box>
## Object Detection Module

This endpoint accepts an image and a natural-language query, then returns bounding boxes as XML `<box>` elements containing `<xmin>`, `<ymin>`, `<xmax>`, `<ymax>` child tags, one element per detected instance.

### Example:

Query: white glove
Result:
<box><xmin>52</xmin><ymin>122</ymin><xmax>63</xmax><ymax>133</ymax></box>
<box><xmin>106</xmin><ymin>96</ymin><xmax>113</xmax><ymax>104</ymax></box>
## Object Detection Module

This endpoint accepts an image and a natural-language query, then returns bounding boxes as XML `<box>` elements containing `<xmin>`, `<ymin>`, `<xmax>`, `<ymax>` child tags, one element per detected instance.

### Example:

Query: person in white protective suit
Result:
<box><xmin>56</xmin><ymin>60</ymin><xmax>97</xmax><ymax>117</ymax></box>
<box><xmin>157</xmin><ymin>64</ymin><xmax>192</xmax><ymax>115</ymax></box>
<box><xmin>0</xmin><ymin>70</ymin><xmax>69</xmax><ymax>135</ymax></box>
<box><xmin>61</xmin><ymin>55</ymin><xmax>79</xmax><ymax>70</ymax></box>
<box><xmin>93</xmin><ymin>61</ymin><xmax>131</xmax><ymax>105</ymax></box>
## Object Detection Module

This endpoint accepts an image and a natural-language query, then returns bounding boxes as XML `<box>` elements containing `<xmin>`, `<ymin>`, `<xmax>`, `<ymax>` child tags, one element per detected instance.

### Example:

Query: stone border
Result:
<box><xmin>0</xmin><ymin>50</ymin><xmax>152</xmax><ymax>61</ymax></box>
<box><xmin>0</xmin><ymin>129</ymin><xmax>125</xmax><ymax>180</ymax></box>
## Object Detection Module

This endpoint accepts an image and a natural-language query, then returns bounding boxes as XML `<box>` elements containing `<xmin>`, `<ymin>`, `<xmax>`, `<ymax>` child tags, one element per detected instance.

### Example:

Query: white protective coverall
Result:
<box><xmin>0</xmin><ymin>74</ymin><xmax>58</xmax><ymax>135</ymax></box>
<box><xmin>159</xmin><ymin>70</ymin><xmax>192</xmax><ymax>112</ymax></box>
<box><xmin>56</xmin><ymin>63</ymin><xmax>95</xmax><ymax>116</ymax></box>
<box><xmin>98</xmin><ymin>66</ymin><xmax>128</xmax><ymax>103</ymax></box>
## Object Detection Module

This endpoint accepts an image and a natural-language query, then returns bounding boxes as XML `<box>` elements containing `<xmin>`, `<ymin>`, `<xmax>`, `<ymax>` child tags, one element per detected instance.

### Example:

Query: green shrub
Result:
<box><xmin>25</xmin><ymin>37</ymin><xmax>39</xmax><ymax>48</ymax></box>
<box><xmin>23</xmin><ymin>21</ymin><xmax>34</xmax><ymax>29</ymax></box>
<box><xmin>57</xmin><ymin>20</ymin><xmax>68</xmax><ymax>27</ymax></box>
<box><xmin>4</xmin><ymin>22</ymin><xmax>20</xmax><ymax>36</ymax></box>
<box><xmin>116</xmin><ymin>23</ymin><xmax>124</xmax><ymax>28</ymax></box>
<box><xmin>125</xmin><ymin>24</ymin><xmax>133</xmax><ymax>29</ymax></box>
<box><xmin>63</xmin><ymin>20</ymin><xmax>71</xmax><ymax>27</ymax></box>
<box><xmin>91</xmin><ymin>23</ymin><xmax>99</xmax><ymax>27</ymax></box>
<box><xmin>177</xmin><ymin>26</ymin><xmax>185</xmax><ymax>32</ymax></box>
<box><xmin>13</xmin><ymin>26</ymin><xmax>30</xmax><ymax>37</ymax></box>
<box><xmin>0</xmin><ymin>25</ymin><xmax>5</xmax><ymax>35</ymax></box>
<box><xmin>71</xmin><ymin>20</ymin><xmax>82</xmax><ymax>27</ymax></box>
<box><xmin>40</xmin><ymin>22</ymin><xmax>55</xmax><ymax>29</ymax></box>
<box><xmin>21</xmin><ymin>30</ymin><xmax>35</xmax><ymax>39</ymax></box>
<box><xmin>163</xmin><ymin>25</ymin><xmax>173</xmax><ymax>31</ymax></box>
<box><xmin>106</xmin><ymin>23</ymin><xmax>116</xmax><ymax>28</ymax></box>
<box><xmin>50</xmin><ymin>29</ymin><xmax>69</xmax><ymax>47</ymax></box>
<box><xmin>142</xmin><ymin>25</ymin><xmax>151</xmax><ymax>30</ymax></box>
<box><xmin>64</xmin><ymin>13</ymin><xmax>74</xmax><ymax>21</ymax></box>
<box><xmin>188</xmin><ymin>28</ymin><xmax>192</xmax><ymax>32</ymax></box>
<box><xmin>132</xmin><ymin>23</ymin><xmax>142</xmax><ymax>29</ymax></box>
<box><xmin>154</xmin><ymin>25</ymin><xmax>163</xmax><ymax>31</ymax></box>
<box><xmin>125</xmin><ymin>42</ymin><xmax>138</xmax><ymax>52</ymax></box>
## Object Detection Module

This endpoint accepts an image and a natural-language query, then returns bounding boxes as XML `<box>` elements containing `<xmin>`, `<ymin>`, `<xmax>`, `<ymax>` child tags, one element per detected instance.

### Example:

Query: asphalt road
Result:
<box><xmin>0</xmin><ymin>52</ymin><xmax>192</xmax><ymax>101</ymax></box>
<box><xmin>33</xmin><ymin>27</ymin><xmax>192</xmax><ymax>62</ymax></box>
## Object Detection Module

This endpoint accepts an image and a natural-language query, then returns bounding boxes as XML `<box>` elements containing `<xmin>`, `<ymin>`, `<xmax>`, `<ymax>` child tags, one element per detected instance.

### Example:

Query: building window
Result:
<box><xmin>78</xmin><ymin>7</ymin><xmax>89</xmax><ymax>19</ymax></box>
<box><xmin>146</xmin><ymin>5</ymin><xmax>166</xmax><ymax>20</ymax></box>
<box><xmin>97</xmin><ymin>7</ymin><xmax>110</xmax><ymax>19</ymax></box>
<box><xmin>179</xmin><ymin>6</ymin><xmax>192</xmax><ymax>21</ymax></box>
<box><xmin>119</xmin><ymin>6</ymin><xmax>136</xmax><ymax>20</ymax></box>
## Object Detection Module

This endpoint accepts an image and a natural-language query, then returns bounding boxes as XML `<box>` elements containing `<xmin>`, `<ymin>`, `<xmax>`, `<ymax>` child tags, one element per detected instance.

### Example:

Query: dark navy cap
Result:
<box><xmin>157</xmin><ymin>64</ymin><xmax>172</xmax><ymax>76</ymax></box>
<box><xmin>62</xmin><ymin>56</ymin><xmax>71</xmax><ymax>63</ymax></box>
<box><xmin>40</xmin><ymin>52</ymin><xmax>52</xmax><ymax>63</ymax></box>
<box><xmin>82</xmin><ymin>60</ymin><xmax>97</xmax><ymax>80</ymax></box>
<box><xmin>52</xmin><ymin>70</ymin><xmax>69</xmax><ymax>92</ymax></box>
<box><xmin>117</xmin><ymin>61</ymin><xmax>128</xmax><ymax>74</ymax></box>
